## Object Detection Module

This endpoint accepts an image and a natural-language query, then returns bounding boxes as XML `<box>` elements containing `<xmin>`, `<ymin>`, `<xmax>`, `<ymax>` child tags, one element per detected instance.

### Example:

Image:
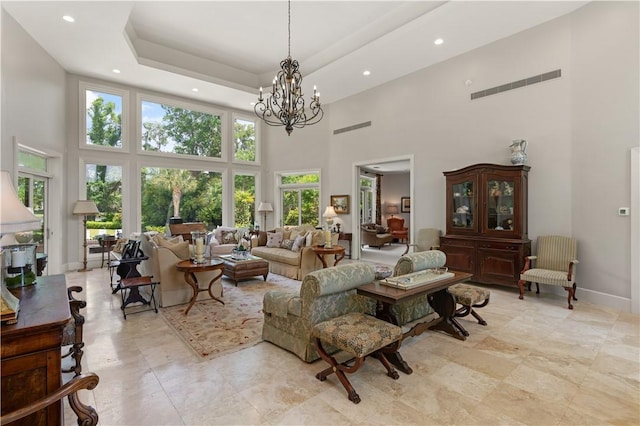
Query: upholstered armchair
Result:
<box><xmin>391</xmin><ymin>250</ymin><xmax>447</xmax><ymax>325</ymax></box>
<box><xmin>360</xmin><ymin>224</ymin><xmax>394</xmax><ymax>248</ymax></box>
<box><xmin>518</xmin><ymin>235</ymin><xmax>579</xmax><ymax>309</ymax></box>
<box><xmin>387</xmin><ymin>217</ymin><xmax>408</xmax><ymax>243</ymax></box>
<box><xmin>404</xmin><ymin>228</ymin><xmax>441</xmax><ymax>255</ymax></box>
<box><xmin>262</xmin><ymin>263</ymin><xmax>376</xmax><ymax>362</ymax></box>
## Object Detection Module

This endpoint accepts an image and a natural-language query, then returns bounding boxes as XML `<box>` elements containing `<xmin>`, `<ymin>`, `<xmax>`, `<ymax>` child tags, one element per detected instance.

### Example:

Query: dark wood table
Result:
<box><xmin>311</xmin><ymin>245</ymin><xmax>346</xmax><ymax>268</ymax></box>
<box><xmin>99</xmin><ymin>237</ymin><xmax>117</xmax><ymax>268</ymax></box>
<box><xmin>338</xmin><ymin>232</ymin><xmax>352</xmax><ymax>258</ymax></box>
<box><xmin>357</xmin><ymin>270</ymin><xmax>473</xmax><ymax>374</ymax></box>
<box><xmin>175</xmin><ymin>258</ymin><xmax>225</xmax><ymax>315</ymax></box>
<box><xmin>1</xmin><ymin>274</ymin><xmax>70</xmax><ymax>425</ymax></box>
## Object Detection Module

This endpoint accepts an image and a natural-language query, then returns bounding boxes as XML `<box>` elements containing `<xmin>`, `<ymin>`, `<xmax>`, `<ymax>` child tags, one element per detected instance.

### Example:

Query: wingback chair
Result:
<box><xmin>518</xmin><ymin>235</ymin><xmax>579</xmax><ymax>309</ymax></box>
<box><xmin>403</xmin><ymin>228</ymin><xmax>441</xmax><ymax>255</ymax></box>
<box><xmin>387</xmin><ymin>217</ymin><xmax>408</xmax><ymax>243</ymax></box>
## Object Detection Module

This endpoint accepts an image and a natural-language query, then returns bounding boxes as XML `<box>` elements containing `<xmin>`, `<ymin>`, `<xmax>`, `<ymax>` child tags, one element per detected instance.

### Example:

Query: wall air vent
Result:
<box><xmin>333</xmin><ymin>121</ymin><xmax>371</xmax><ymax>135</ymax></box>
<box><xmin>471</xmin><ymin>69</ymin><xmax>561</xmax><ymax>100</ymax></box>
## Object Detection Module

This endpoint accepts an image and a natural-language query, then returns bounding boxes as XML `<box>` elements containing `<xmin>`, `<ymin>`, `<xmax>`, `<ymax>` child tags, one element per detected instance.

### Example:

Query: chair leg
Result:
<box><xmin>572</xmin><ymin>282</ymin><xmax>578</xmax><ymax>301</ymax></box>
<box><xmin>535</xmin><ymin>283</ymin><xmax>540</xmax><ymax>294</ymax></box>
<box><xmin>518</xmin><ymin>280</ymin><xmax>526</xmax><ymax>300</ymax></box>
<box><xmin>563</xmin><ymin>286</ymin><xmax>575</xmax><ymax>310</ymax></box>
<box><xmin>314</xmin><ymin>337</ymin><xmax>363</xmax><ymax>404</ymax></box>
<box><xmin>470</xmin><ymin>309</ymin><xmax>488</xmax><ymax>326</ymax></box>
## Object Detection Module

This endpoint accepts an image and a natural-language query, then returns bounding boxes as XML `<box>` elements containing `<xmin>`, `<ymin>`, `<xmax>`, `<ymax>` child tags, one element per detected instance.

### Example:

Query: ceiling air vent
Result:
<box><xmin>471</xmin><ymin>69</ymin><xmax>561</xmax><ymax>100</ymax></box>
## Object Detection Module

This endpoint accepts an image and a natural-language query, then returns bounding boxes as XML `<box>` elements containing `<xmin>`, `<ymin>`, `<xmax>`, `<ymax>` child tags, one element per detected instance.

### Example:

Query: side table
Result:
<box><xmin>311</xmin><ymin>245</ymin><xmax>346</xmax><ymax>268</ymax></box>
<box><xmin>175</xmin><ymin>258</ymin><xmax>225</xmax><ymax>315</ymax></box>
<box><xmin>338</xmin><ymin>232</ymin><xmax>352</xmax><ymax>259</ymax></box>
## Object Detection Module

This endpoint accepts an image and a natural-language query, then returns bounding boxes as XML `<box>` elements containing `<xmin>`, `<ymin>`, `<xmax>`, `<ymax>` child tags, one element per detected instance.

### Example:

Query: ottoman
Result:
<box><xmin>448</xmin><ymin>283</ymin><xmax>490</xmax><ymax>336</ymax></box>
<box><xmin>221</xmin><ymin>256</ymin><xmax>270</xmax><ymax>285</ymax></box>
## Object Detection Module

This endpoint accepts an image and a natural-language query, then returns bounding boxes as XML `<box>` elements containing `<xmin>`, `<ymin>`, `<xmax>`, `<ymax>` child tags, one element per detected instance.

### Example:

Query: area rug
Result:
<box><xmin>159</xmin><ymin>274</ymin><xmax>299</xmax><ymax>360</ymax></box>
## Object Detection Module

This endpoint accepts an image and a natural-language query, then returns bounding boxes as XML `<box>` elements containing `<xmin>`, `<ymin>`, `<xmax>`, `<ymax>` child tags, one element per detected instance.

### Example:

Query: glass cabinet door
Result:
<box><xmin>485</xmin><ymin>178</ymin><xmax>515</xmax><ymax>232</ymax></box>
<box><xmin>451</xmin><ymin>180</ymin><xmax>474</xmax><ymax>230</ymax></box>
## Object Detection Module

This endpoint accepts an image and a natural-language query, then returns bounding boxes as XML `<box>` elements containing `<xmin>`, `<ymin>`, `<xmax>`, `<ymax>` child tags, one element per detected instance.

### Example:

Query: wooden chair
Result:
<box><xmin>61</xmin><ymin>286</ymin><xmax>86</xmax><ymax>377</ymax></box>
<box><xmin>169</xmin><ymin>222</ymin><xmax>206</xmax><ymax>243</ymax></box>
<box><xmin>0</xmin><ymin>373</ymin><xmax>100</xmax><ymax>425</ymax></box>
<box><xmin>518</xmin><ymin>235</ymin><xmax>579</xmax><ymax>309</ymax></box>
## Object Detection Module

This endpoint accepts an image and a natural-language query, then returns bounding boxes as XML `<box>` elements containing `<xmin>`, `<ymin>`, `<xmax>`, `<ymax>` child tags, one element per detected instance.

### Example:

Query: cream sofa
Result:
<box><xmin>250</xmin><ymin>225</ymin><xmax>335</xmax><ymax>280</ymax></box>
<box><xmin>133</xmin><ymin>232</ymin><xmax>223</xmax><ymax>308</ymax></box>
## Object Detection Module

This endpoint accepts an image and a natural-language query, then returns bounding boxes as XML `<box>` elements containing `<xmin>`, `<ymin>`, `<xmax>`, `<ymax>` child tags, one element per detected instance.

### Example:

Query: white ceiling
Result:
<box><xmin>3</xmin><ymin>1</ymin><xmax>588</xmax><ymax>114</ymax></box>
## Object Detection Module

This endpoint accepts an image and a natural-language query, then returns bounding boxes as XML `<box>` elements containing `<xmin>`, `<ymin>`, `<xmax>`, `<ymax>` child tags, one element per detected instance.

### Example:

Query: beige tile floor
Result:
<box><xmin>63</xmin><ymin>265</ymin><xmax>640</xmax><ymax>425</ymax></box>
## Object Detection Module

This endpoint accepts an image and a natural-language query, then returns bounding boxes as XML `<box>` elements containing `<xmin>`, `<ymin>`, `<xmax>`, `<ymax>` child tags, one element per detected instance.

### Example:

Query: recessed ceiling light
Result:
<box><xmin>434</xmin><ymin>38</ymin><xmax>444</xmax><ymax>45</ymax></box>
<box><xmin>363</xmin><ymin>70</ymin><xmax>371</xmax><ymax>76</ymax></box>
<box><xmin>112</xmin><ymin>69</ymin><xmax>121</xmax><ymax>74</ymax></box>
<box><xmin>192</xmin><ymin>88</ymin><xmax>199</xmax><ymax>92</ymax></box>
<box><xmin>62</xmin><ymin>15</ymin><xmax>75</xmax><ymax>23</ymax></box>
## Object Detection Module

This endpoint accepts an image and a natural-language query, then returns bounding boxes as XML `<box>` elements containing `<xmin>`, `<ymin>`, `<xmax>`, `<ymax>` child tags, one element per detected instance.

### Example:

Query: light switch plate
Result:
<box><xmin>618</xmin><ymin>207</ymin><xmax>630</xmax><ymax>216</ymax></box>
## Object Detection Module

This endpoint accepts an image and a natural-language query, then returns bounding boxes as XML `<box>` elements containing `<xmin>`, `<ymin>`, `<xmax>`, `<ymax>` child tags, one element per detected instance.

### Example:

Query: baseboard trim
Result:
<box><xmin>547</xmin><ymin>285</ymin><xmax>631</xmax><ymax>312</ymax></box>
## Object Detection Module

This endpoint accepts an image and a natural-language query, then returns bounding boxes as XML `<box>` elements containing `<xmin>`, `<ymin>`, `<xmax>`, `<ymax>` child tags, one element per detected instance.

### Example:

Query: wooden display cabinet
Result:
<box><xmin>440</xmin><ymin>163</ymin><xmax>531</xmax><ymax>287</ymax></box>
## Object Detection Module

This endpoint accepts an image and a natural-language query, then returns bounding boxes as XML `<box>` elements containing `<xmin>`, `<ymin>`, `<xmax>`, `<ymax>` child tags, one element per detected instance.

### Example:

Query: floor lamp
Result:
<box><xmin>257</xmin><ymin>202</ymin><xmax>273</xmax><ymax>230</ymax></box>
<box><xmin>73</xmin><ymin>200</ymin><xmax>100</xmax><ymax>272</ymax></box>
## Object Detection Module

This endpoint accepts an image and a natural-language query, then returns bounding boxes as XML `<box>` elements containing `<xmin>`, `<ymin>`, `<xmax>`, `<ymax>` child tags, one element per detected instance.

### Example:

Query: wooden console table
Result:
<box><xmin>1</xmin><ymin>274</ymin><xmax>70</xmax><ymax>425</ymax></box>
<box><xmin>338</xmin><ymin>232</ymin><xmax>352</xmax><ymax>258</ymax></box>
<box><xmin>357</xmin><ymin>271</ymin><xmax>472</xmax><ymax>374</ymax></box>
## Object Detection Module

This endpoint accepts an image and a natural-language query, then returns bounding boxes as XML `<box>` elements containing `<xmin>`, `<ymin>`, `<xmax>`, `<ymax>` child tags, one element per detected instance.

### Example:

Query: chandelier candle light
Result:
<box><xmin>322</xmin><ymin>206</ymin><xmax>337</xmax><ymax>248</ymax></box>
<box><xmin>254</xmin><ymin>0</ymin><xmax>323</xmax><ymax>135</ymax></box>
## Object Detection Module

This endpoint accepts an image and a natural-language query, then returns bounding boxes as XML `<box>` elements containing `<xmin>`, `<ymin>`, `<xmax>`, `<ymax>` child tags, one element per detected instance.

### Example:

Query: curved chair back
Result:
<box><xmin>387</xmin><ymin>217</ymin><xmax>405</xmax><ymax>232</ymax></box>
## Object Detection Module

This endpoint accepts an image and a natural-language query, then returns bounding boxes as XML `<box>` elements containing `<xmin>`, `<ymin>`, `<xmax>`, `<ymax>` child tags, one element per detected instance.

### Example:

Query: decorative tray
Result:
<box><xmin>380</xmin><ymin>269</ymin><xmax>454</xmax><ymax>290</ymax></box>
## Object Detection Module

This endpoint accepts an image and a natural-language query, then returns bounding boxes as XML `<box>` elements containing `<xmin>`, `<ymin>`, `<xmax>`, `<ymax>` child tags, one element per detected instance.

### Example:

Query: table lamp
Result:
<box><xmin>73</xmin><ymin>200</ymin><xmax>100</xmax><ymax>272</ymax></box>
<box><xmin>0</xmin><ymin>171</ymin><xmax>41</xmax><ymax>322</ymax></box>
<box><xmin>257</xmin><ymin>202</ymin><xmax>273</xmax><ymax>230</ymax></box>
<box><xmin>385</xmin><ymin>204</ymin><xmax>399</xmax><ymax>218</ymax></box>
<box><xmin>322</xmin><ymin>206</ymin><xmax>337</xmax><ymax>248</ymax></box>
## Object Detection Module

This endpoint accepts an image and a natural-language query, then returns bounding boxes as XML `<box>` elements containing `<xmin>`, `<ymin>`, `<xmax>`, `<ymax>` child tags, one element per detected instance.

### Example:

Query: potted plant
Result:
<box><xmin>233</xmin><ymin>242</ymin><xmax>248</xmax><ymax>260</ymax></box>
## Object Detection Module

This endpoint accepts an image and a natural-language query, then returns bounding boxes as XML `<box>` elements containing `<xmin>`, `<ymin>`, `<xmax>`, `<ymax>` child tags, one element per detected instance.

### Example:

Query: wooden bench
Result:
<box><xmin>312</xmin><ymin>312</ymin><xmax>403</xmax><ymax>404</ymax></box>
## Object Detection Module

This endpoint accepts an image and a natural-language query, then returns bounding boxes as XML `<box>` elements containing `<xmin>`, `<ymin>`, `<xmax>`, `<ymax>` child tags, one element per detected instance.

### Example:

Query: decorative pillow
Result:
<box><xmin>257</xmin><ymin>231</ymin><xmax>268</xmax><ymax>246</ymax></box>
<box><xmin>280</xmin><ymin>239</ymin><xmax>294</xmax><ymax>250</ymax></box>
<box><xmin>266</xmin><ymin>232</ymin><xmax>283</xmax><ymax>248</ymax></box>
<box><xmin>220</xmin><ymin>230</ymin><xmax>239</xmax><ymax>245</ymax></box>
<box><xmin>291</xmin><ymin>235</ymin><xmax>306</xmax><ymax>252</ymax></box>
<box><xmin>113</xmin><ymin>238</ymin><xmax>128</xmax><ymax>253</ymax></box>
<box><xmin>305</xmin><ymin>230</ymin><xmax>325</xmax><ymax>247</ymax></box>
<box><xmin>375</xmin><ymin>225</ymin><xmax>387</xmax><ymax>234</ymax></box>
<box><xmin>156</xmin><ymin>237</ymin><xmax>190</xmax><ymax>260</ymax></box>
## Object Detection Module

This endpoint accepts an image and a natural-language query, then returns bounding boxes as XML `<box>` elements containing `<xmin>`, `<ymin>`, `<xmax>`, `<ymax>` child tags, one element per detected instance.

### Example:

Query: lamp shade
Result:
<box><xmin>323</xmin><ymin>206</ymin><xmax>337</xmax><ymax>218</ymax></box>
<box><xmin>257</xmin><ymin>202</ymin><xmax>273</xmax><ymax>212</ymax></box>
<box><xmin>386</xmin><ymin>205</ymin><xmax>399</xmax><ymax>215</ymax></box>
<box><xmin>73</xmin><ymin>200</ymin><xmax>100</xmax><ymax>216</ymax></box>
<box><xmin>0</xmin><ymin>171</ymin><xmax>41</xmax><ymax>234</ymax></box>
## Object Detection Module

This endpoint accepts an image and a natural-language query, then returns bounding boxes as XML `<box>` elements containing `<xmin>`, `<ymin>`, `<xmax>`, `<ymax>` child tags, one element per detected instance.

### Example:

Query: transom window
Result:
<box><xmin>140</xmin><ymin>98</ymin><xmax>224</xmax><ymax>159</ymax></box>
<box><xmin>233</xmin><ymin>115</ymin><xmax>258</xmax><ymax>163</ymax></box>
<box><xmin>80</xmin><ymin>82</ymin><xmax>128</xmax><ymax>150</ymax></box>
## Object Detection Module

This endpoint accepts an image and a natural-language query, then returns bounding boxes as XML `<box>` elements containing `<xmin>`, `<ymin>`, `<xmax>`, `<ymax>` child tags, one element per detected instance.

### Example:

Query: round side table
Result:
<box><xmin>311</xmin><ymin>245</ymin><xmax>346</xmax><ymax>268</ymax></box>
<box><xmin>175</xmin><ymin>258</ymin><xmax>225</xmax><ymax>315</ymax></box>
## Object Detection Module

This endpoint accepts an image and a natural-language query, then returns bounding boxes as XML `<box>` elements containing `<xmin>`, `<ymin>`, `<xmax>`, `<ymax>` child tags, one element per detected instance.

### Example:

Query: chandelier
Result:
<box><xmin>254</xmin><ymin>0</ymin><xmax>323</xmax><ymax>136</ymax></box>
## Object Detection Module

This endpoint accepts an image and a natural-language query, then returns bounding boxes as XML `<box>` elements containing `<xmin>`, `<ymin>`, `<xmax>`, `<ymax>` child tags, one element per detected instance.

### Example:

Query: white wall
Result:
<box><xmin>269</xmin><ymin>2</ymin><xmax>639</xmax><ymax>308</ymax></box>
<box><xmin>1</xmin><ymin>10</ymin><xmax>67</xmax><ymax>272</ymax></box>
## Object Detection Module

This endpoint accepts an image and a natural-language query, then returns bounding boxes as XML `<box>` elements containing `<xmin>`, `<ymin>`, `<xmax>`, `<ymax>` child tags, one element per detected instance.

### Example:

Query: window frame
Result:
<box><xmin>275</xmin><ymin>169</ymin><xmax>322</xmax><ymax>228</ymax></box>
<box><xmin>231</xmin><ymin>112</ymin><xmax>260</xmax><ymax>166</ymax></box>
<box><xmin>79</xmin><ymin>81</ymin><xmax>129</xmax><ymax>152</ymax></box>
<box><xmin>137</xmin><ymin>93</ymin><xmax>228</xmax><ymax>162</ymax></box>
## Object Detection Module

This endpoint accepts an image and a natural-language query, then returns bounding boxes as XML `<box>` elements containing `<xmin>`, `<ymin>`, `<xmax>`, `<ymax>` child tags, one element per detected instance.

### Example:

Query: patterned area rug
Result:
<box><xmin>159</xmin><ymin>274</ymin><xmax>299</xmax><ymax>359</ymax></box>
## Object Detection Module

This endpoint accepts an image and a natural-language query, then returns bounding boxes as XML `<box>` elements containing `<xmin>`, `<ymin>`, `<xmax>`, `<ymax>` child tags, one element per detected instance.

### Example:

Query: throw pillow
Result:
<box><xmin>257</xmin><ymin>231</ymin><xmax>268</xmax><ymax>247</ymax></box>
<box><xmin>305</xmin><ymin>230</ymin><xmax>325</xmax><ymax>247</ymax></box>
<box><xmin>280</xmin><ymin>239</ymin><xmax>294</xmax><ymax>250</ymax></box>
<box><xmin>291</xmin><ymin>234</ymin><xmax>306</xmax><ymax>252</ymax></box>
<box><xmin>375</xmin><ymin>225</ymin><xmax>387</xmax><ymax>234</ymax></box>
<box><xmin>266</xmin><ymin>232</ymin><xmax>283</xmax><ymax>248</ymax></box>
<box><xmin>156</xmin><ymin>237</ymin><xmax>190</xmax><ymax>260</ymax></box>
<box><xmin>220</xmin><ymin>230</ymin><xmax>238</xmax><ymax>244</ymax></box>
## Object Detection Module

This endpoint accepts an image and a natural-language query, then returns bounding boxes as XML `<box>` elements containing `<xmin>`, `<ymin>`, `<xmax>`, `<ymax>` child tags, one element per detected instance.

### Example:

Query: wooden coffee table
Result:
<box><xmin>357</xmin><ymin>270</ymin><xmax>473</xmax><ymax>374</ymax></box>
<box><xmin>175</xmin><ymin>258</ymin><xmax>225</xmax><ymax>315</ymax></box>
<box><xmin>311</xmin><ymin>245</ymin><xmax>345</xmax><ymax>268</ymax></box>
<box><xmin>219</xmin><ymin>254</ymin><xmax>269</xmax><ymax>285</ymax></box>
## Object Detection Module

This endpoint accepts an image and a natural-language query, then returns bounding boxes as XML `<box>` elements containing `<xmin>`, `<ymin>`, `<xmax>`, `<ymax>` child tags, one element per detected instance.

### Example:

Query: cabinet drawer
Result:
<box><xmin>440</xmin><ymin>237</ymin><xmax>475</xmax><ymax>248</ymax></box>
<box><xmin>477</xmin><ymin>241</ymin><xmax>521</xmax><ymax>251</ymax></box>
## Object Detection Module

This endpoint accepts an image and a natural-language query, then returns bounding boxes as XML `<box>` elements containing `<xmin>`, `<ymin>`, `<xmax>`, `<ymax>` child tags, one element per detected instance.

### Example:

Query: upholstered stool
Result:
<box><xmin>448</xmin><ymin>284</ymin><xmax>490</xmax><ymax>336</ymax></box>
<box><xmin>312</xmin><ymin>312</ymin><xmax>402</xmax><ymax>404</ymax></box>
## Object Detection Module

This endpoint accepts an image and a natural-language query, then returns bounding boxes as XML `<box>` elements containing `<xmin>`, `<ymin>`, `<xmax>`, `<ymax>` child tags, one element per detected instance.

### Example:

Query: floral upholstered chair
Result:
<box><xmin>262</xmin><ymin>262</ymin><xmax>376</xmax><ymax>362</ymax></box>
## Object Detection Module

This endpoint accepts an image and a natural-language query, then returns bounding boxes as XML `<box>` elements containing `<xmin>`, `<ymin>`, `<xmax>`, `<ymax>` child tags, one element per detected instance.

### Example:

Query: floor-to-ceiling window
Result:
<box><xmin>17</xmin><ymin>149</ymin><xmax>51</xmax><ymax>258</ymax></box>
<box><xmin>360</xmin><ymin>175</ymin><xmax>375</xmax><ymax>224</ymax></box>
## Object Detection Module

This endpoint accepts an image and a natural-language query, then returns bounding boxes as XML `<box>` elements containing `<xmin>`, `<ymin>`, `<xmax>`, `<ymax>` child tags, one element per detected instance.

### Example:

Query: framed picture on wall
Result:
<box><xmin>401</xmin><ymin>197</ymin><xmax>411</xmax><ymax>213</ymax></box>
<box><xmin>330</xmin><ymin>195</ymin><xmax>350</xmax><ymax>214</ymax></box>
